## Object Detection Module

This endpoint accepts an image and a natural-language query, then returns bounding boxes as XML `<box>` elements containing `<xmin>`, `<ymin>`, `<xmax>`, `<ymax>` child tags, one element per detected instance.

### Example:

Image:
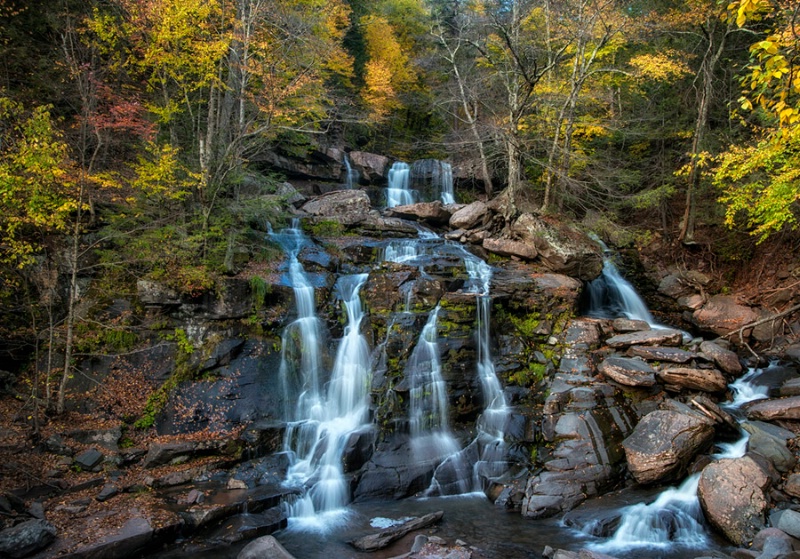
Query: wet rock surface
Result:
<box><xmin>3</xmin><ymin>186</ymin><xmax>800</xmax><ymax>559</ymax></box>
<box><xmin>698</xmin><ymin>455</ymin><xmax>771</xmax><ymax>545</ymax></box>
<box><xmin>622</xmin><ymin>408</ymin><xmax>715</xmax><ymax>485</ymax></box>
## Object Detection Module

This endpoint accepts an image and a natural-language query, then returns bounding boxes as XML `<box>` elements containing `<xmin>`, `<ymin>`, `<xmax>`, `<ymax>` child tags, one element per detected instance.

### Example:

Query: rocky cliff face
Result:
<box><xmin>4</xmin><ymin>174</ymin><xmax>800</xmax><ymax>559</ymax></box>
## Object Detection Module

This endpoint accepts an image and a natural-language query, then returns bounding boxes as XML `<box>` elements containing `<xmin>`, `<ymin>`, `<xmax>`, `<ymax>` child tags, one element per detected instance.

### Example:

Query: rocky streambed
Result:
<box><xmin>2</xmin><ymin>182</ymin><xmax>800</xmax><ymax>559</ymax></box>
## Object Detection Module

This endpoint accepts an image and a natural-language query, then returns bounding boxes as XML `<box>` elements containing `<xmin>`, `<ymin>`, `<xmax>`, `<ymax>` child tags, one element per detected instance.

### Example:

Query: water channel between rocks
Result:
<box><xmin>148</xmin><ymin>177</ymin><xmax>786</xmax><ymax>559</ymax></box>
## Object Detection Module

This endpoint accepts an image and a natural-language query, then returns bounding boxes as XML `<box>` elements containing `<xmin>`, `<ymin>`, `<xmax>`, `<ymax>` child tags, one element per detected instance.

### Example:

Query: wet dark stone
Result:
<box><xmin>0</xmin><ymin>519</ymin><xmax>56</xmax><ymax>558</ymax></box>
<box><xmin>96</xmin><ymin>484</ymin><xmax>119</xmax><ymax>502</ymax></box>
<box><xmin>74</xmin><ymin>448</ymin><xmax>104</xmax><ymax>471</ymax></box>
<box><xmin>207</xmin><ymin>508</ymin><xmax>287</xmax><ymax>544</ymax></box>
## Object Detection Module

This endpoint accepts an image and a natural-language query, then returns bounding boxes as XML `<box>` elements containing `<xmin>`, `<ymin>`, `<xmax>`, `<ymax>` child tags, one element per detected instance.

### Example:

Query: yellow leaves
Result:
<box><xmin>715</xmin><ymin>118</ymin><xmax>800</xmax><ymax>241</ymax></box>
<box><xmin>363</xmin><ymin>60</ymin><xmax>399</xmax><ymax>122</ymax></box>
<box><xmin>132</xmin><ymin>142</ymin><xmax>197</xmax><ymax>202</ymax></box>
<box><xmin>629</xmin><ymin>51</ymin><xmax>692</xmax><ymax>83</ymax></box>
<box><xmin>360</xmin><ymin>14</ymin><xmax>417</xmax><ymax>118</ymax></box>
<box><xmin>727</xmin><ymin>0</ymin><xmax>769</xmax><ymax>27</ymax></box>
<box><xmin>0</xmin><ymin>97</ymin><xmax>80</xmax><ymax>268</ymax></box>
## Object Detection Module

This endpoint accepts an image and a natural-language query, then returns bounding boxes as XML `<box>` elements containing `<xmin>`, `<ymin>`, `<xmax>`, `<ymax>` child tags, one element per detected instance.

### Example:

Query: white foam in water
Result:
<box><xmin>370</xmin><ymin>516</ymin><xmax>413</xmax><ymax>529</ymax></box>
<box><xmin>590</xmin><ymin>367</ymin><xmax>765</xmax><ymax>552</ymax></box>
<box><xmin>273</xmin><ymin>224</ymin><xmax>374</xmax><ymax>531</ymax></box>
<box><xmin>386</xmin><ymin>161</ymin><xmax>414</xmax><ymax>208</ymax></box>
<box><xmin>725</xmin><ymin>367</ymin><xmax>769</xmax><ymax>408</ymax></box>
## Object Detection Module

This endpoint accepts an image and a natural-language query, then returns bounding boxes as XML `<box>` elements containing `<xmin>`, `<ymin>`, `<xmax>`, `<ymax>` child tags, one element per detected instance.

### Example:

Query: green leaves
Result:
<box><xmin>0</xmin><ymin>97</ymin><xmax>78</xmax><ymax>268</ymax></box>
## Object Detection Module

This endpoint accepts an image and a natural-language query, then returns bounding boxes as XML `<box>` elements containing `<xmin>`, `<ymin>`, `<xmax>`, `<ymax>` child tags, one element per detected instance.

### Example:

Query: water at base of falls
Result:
<box><xmin>587</xmin><ymin>366</ymin><xmax>770</xmax><ymax>553</ymax></box>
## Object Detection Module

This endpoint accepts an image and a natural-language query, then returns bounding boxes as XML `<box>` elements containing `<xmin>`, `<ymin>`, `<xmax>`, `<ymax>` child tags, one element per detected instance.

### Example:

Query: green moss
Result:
<box><xmin>249</xmin><ymin>275</ymin><xmax>270</xmax><ymax>311</ymax></box>
<box><xmin>508</xmin><ymin>362</ymin><xmax>547</xmax><ymax>387</ymax></box>
<box><xmin>306</xmin><ymin>219</ymin><xmax>345</xmax><ymax>237</ymax></box>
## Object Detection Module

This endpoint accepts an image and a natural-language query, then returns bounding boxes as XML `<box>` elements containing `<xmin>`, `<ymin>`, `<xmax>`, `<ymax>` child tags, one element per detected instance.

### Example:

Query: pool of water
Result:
<box><xmin>151</xmin><ymin>492</ymin><xmax>733</xmax><ymax>559</ymax></box>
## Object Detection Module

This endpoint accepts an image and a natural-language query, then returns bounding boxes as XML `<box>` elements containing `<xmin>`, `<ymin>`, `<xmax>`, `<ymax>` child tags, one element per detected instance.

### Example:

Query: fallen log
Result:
<box><xmin>349</xmin><ymin>511</ymin><xmax>444</xmax><ymax>551</ymax></box>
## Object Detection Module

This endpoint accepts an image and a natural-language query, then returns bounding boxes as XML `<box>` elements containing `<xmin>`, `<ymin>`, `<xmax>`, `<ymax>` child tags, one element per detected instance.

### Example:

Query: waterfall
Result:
<box><xmin>271</xmin><ymin>221</ymin><xmax>324</xmax><ymax>423</ymax></box>
<box><xmin>343</xmin><ymin>153</ymin><xmax>358</xmax><ymax>189</ymax></box>
<box><xmin>472</xmin><ymin>294</ymin><xmax>508</xmax><ymax>482</ymax></box>
<box><xmin>408</xmin><ymin>306</ymin><xmax>451</xmax><ymax>438</ymax></box>
<box><xmin>274</xmin><ymin>223</ymin><xmax>373</xmax><ymax>529</ymax></box>
<box><xmin>424</xmin><ymin>245</ymin><xmax>509</xmax><ymax>495</ymax></box>
<box><xmin>411</xmin><ymin>306</ymin><xmax>470</xmax><ymax>495</ymax></box>
<box><xmin>386</xmin><ymin>161</ymin><xmax>414</xmax><ymax>208</ymax></box>
<box><xmin>585</xmin><ymin>236</ymin><xmax>657</xmax><ymax>327</ymax></box>
<box><xmin>590</xmin><ymin>367</ymin><xmax>769</xmax><ymax>553</ymax></box>
<box><xmin>440</xmin><ymin>162</ymin><xmax>455</xmax><ymax>204</ymax></box>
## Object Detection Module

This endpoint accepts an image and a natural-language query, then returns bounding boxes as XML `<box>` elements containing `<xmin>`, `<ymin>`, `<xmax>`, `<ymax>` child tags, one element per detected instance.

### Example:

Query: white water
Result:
<box><xmin>440</xmin><ymin>162</ymin><xmax>455</xmax><ymax>204</ymax></box>
<box><xmin>424</xmin><ymin>243</ymin><xmax>508</xmax><ymax>494</ymax></box>
<box><xmin>585</xmin><ymin>258</ymin><xmax>657</xmax><ymax>326</ymax></box>
<box><xmin>591</xmin><ymin>367</ymin><xmax>767</xmax><ymax>552</ymax></box>
<box><xmin>408</xmin><ymin>306</ymin><xmax>468</xmax><ymax>493</ymax></box>
<box><xmin>271</xmin><ymin>221</ymin><xmax>324</xmax><ymax>423</ymax></box>
<box><xmin>343</xmin><ymin>153</ymin><xmax>359</xmax><ymax>189</ymax></box>
<box><xmin>386</xmin><ymin>161</ymin><xmax>414</xmax><ymax>207</ymax></box>
<box><xmin>274</xmin><ymin>224</ymin><xmax>373</xmax><ymax>530</ymax></box>
<box><xmin>585</xmin><ymin>235</ymin><xmax>658</xmax><ymax>327</ymax></box>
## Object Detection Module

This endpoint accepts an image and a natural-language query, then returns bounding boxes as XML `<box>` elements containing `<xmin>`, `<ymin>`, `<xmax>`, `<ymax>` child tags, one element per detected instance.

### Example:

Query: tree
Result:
<box><xmin>715</xmin><ymin>0</ymin><xmax>800</xmax><ymax>241</ymax></box>
<box><xmin>540</xmin><ymin>0</ymin><xmax>627</xmax><ymax>213</ymax></box>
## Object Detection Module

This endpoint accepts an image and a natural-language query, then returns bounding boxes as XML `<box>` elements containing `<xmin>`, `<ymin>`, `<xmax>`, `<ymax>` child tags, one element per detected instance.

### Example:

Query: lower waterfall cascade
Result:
<box><xmin>252</xmin><ymin>219</ymin><xmax>798</xmax><ymax>559</ymax></box>
<box><xmin>272</xmin><ymin>221</ymin><xmax>511</xmax><ymax>530</ymax></box>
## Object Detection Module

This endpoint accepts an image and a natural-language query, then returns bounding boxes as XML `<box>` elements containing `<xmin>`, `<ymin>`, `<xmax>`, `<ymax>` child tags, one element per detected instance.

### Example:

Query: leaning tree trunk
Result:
<box><xmin>678</xmin><ymin>24</ymin><xmax>728</xmax><ymax>245</ymax></box>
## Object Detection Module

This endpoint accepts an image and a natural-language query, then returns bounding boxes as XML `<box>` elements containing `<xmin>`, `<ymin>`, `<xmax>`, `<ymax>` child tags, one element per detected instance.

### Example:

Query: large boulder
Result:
<box><xmin>656</xmin><ymin>366</ymin><xmax>728</xmax><ymax>393</ymax></box>
<box><xmin>621</xmin><ymin>408</ymin><xmax>714</xmax><ymax>485</ymax></box>
<box><xmin>482</xmin><ymin>237</ymin><xmax>538</xmax><ymax>260</ymax></box>
<box><xmin>348</xmin><ymin>151</ymin><xmax>390</xmax><ymax>183</ymax></box>
<box><xmin>699</xmin><ymin>340</ymin><xmax>742</xmax><ymax>375</ymax></box>
<box><xmin>385</xmin><ymin>201</ymin><xmax>452</xmax><ymax>225</ymax></box>
<box><xmin>238</xmin><ymin>535</ymin><xmax>297</xmax><ymax>559</ymax></box>
<box><xmin>742</xmin><ymin>421</ymin><xmax>796</xmax><ymax>473</ymax></box>
<box><xmin>0</xmin><ymin>519</ymin><xmax>57</xmax><ymax>558</ymax></box>
<box><xmin>508</xmin><ymin>214</ymin><xmax>603</xmax><ymax>280</ymax></box>
<box><xmin>450</xmin><ymin>201</ymin><xmax>489</xmax><ymax>230</ymax></box>
<box><xmin>698</xmin><ymin>455</ymin><xmax>771</xmax><ymax>545</ymax></box>
<box><xmin>301</xmin><ymin>190</ymin><xmax>372</xmax><ymax>225</ymax></box>
<box><xmin>692</xmin><ymin>295</ymin><xmax>758</xmax><ymax>337</ymax></box>
<box><xmin>745</xmin><ymin>396</ymin><xmax>800</xmax><ymax>421</ymax></box>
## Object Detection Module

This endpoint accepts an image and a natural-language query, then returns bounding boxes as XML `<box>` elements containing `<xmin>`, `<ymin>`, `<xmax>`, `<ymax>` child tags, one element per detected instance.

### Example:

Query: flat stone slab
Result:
<box><xmin>745</xmin><ymin>396</ymin><xmax>800</xmax><ymax>421</ymax></box>
<box><xmin>598</xmin><ymin>357</ymin><xmax>656</xmax><ymax>387</ymax></box>
<box><xmin>605</xmin><ymin>329</ymin><xmax>684</xmax><ymax>349</ymax></box>
<box><xmin>657</xmin><ymin>366</ymin><xmax>727</xmax><ymax>392</ymax></box>
<box><xmin>627</xmin><ymin>345</ymin><xmax>695</xmax><ymax>363</ymax></box>
<box><xmin>349</xmin><ymin>511</ymin><xmax>444</xmax><ymax>551</ymax></box>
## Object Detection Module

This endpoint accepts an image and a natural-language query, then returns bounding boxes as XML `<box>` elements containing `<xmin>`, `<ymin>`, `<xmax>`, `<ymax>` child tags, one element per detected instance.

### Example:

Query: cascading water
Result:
<box><xmin>271</xmin><ymin>221</ymin><xmax>324</xmax><ymax>423</ymax></box>
<box><xmin>585</xmin><ymin>236</ymin><xmax>657</xmax><ymax>327</ymax></box>
<box><xmin>274</xmin><ymin>223</ymin><xmax>373</xmax><ymax>529</ymax></box>
<box><xmin>343</xmin><ymin>153</ymin><xmax>359</xmax><ymax>189</ymax></box>
<box><xmin>425</xmin><ymin>249</ymin><xmax>509</xmax><ymax>495</ymax></box>
<box><xmin>407</xmin><ymin>306</ymin><xmax>464</xmax><ymax>479</ymax></box>
<box><xmin>386</xmin><ymin>161</ymin><xmax>414</xmax><ymax>208</ymax></box>
<box><xmin>439</xmin><ymin>162</ymin><xmax>455</xmax><ymax>204</ymax></box>
<box><xmin>589</xmin><ymin>366</ymin><xmax>769</xmax><ymax>553</ymax></box>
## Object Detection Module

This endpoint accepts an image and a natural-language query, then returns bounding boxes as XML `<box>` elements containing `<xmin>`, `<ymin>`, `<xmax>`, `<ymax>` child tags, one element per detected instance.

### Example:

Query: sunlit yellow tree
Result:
<box><xmin>715</xmin><ymin>0</ymin><xmax>800</xmax><ymax>241</ymax></box>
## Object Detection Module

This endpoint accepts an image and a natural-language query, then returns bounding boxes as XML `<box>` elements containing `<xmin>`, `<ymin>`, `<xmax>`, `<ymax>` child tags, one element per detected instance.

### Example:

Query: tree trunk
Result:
<box><xmin>57</xmin><ymin>182</ymin><xmax>84</xmax><ymax>415</ymax></box>
<box><xmin>678</xmin><ymin>24</ymin><xmax>728</xmax><ymax>244</ymax></box>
